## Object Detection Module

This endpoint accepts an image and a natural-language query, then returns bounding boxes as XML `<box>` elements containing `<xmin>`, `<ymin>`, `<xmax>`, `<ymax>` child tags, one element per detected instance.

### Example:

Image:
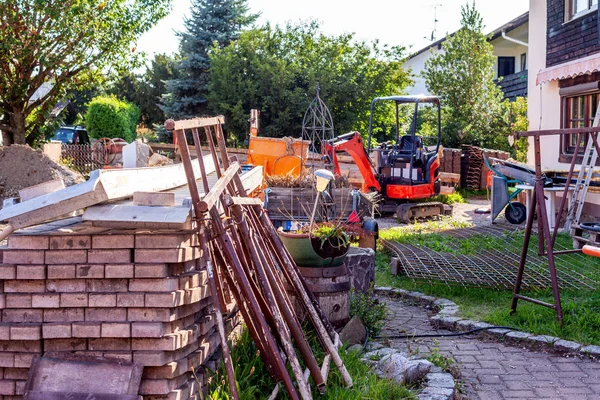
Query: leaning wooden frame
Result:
<box><xmin>166</xmin><ymin>116</ymin><xmax>352</xmax><ymax>400</ymax></box>
<box><xmin>512</xmin><ymin>125</ymin><xmax>600</xmax><ymax>326</ymax></box>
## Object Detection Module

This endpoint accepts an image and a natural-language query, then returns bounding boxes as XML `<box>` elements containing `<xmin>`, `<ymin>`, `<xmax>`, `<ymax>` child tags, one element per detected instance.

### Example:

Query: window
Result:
<box><xmin>497</xmin><ymin>57</ymin><xmax>515</xmax><ymax>77</ymax></box>
<box><xmin>520</xmin><ymin>53</ymin><xmax>527</xmax><ymax>71</ymax></box>
<box><xmin>562</xmin><ymin>91</ymin><xmax>599</xmax><ymax>154</ymax></box>
<box><xmin>566</xmin><ymin>0</ymin><xmax>598</xmax><ymax>21</ymax></box>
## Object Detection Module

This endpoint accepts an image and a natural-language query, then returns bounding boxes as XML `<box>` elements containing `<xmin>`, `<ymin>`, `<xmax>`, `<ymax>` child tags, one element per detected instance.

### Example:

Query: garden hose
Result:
<box><xmin>374</xmin><ymin>325</ymin><xmax>518</xmax><ymax>340</ymax></box>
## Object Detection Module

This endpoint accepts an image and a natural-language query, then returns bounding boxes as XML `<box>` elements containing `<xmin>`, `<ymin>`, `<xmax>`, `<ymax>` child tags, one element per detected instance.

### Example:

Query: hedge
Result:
<box><xmin>85</xmin><ymin>95</ymin><xmax>141</xmax><ymax>142</ymax></box>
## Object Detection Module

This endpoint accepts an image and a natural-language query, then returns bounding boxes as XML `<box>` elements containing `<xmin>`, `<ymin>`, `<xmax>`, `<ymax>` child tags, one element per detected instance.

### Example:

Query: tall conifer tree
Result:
<box><xmin>162</xmin><ymin>0</ymin><xmax>257</xmax><ymax>119</ymax></box>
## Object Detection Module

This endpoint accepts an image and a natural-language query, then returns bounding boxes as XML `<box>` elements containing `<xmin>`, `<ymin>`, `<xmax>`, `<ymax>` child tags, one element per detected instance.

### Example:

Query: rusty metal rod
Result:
<box><xmin>173</xmin><ymin>129</ymin><xmax>239</xmax><ymax>400</ymax></box>
<box><xmin>226</xmin><ymin>199</ymin><xmax>313</xmax><ymax>399</ymax></box>
<box><xmin>253</xmin><ymin>207</ymin><xmax>353</xmax><ymax>387</ymax></box>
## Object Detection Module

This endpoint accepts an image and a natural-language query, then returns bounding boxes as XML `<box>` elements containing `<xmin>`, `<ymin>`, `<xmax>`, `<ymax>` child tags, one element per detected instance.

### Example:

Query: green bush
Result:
<box><xmin>85</xmin><ymin>95</ymin><xmax>140</xmax><ymax>142</ymax></box>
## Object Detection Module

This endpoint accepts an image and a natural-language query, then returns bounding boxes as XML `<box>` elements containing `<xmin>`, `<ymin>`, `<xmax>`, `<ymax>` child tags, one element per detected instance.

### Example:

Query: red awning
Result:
<box><xmin>537</xmin><ymin>53</ymin><xmax>600</xmax><ymax>85</ymax></box>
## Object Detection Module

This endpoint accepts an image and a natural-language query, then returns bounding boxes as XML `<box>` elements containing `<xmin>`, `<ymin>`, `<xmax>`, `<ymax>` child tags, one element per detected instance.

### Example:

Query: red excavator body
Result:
<box><xmin>323</xmin><ymin>95</ymin><xmax>444</xmax><ymax>219</ymax></box>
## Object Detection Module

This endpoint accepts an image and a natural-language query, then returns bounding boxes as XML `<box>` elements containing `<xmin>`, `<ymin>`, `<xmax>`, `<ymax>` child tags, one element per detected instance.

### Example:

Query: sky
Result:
<box><xmin>136</xmin><ymin>0</ymin><xmax>529</xmax><ymax>58</ymax></box>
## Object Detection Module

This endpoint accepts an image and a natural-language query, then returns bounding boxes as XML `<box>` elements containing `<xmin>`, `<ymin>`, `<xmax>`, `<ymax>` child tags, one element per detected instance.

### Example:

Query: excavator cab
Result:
<box><xmin>367</xmin><ymin>95</ymin><xmax>442</xmax><ymax>211</ymax></box>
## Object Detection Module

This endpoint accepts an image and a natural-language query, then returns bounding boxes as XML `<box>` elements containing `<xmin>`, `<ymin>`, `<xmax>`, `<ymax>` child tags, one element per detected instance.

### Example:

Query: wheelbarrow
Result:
<box><xmin>484</xmin><ymin>157</ymin><xmax>527</xmax><ymax>224</ymax></box>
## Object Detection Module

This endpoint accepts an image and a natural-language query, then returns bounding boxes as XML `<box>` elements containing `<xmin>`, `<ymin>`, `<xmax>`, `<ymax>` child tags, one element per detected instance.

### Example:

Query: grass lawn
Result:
<box><xmin>375</xmin><ymin>218</ymin><xmax>600</xmax><ymax>346</ymax></box>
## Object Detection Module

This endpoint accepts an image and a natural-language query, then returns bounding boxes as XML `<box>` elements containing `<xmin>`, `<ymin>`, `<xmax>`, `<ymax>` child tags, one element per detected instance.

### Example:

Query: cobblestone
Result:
<box><xmin>377</xmin><ymin>294</ymin><xmax>600</xmax><ymax>399</ymax></box>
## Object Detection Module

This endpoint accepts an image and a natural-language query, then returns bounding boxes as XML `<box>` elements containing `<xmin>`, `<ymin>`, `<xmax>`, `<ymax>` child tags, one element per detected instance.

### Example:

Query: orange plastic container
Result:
<box><xmin>247</xmin><ymin>136</ymin><xmax>310</xmax><ymax>177</ymax></box>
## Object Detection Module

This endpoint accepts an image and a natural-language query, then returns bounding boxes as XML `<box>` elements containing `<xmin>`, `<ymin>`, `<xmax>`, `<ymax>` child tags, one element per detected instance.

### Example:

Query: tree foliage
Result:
<box><xmin>109</xmin><ymin>54</ymin><xmax>179</xmax><ymax>129</ymax></box>
<box><xmin>0</xmin><ymin>0</ymin><xmax>171</xmax><ymax>145</ymax></box>
<box><xmin>162</xmin><ymin>0</ymin><xmax>258</xmax><ymax>119</ymax></box>
<box><xmin>85</xmin><ymin>96</ymin><xmax>140</xmax><ymax>142</ymax></box>
<box><xmin>208</xmin><ymin>21</ymin><xmax>412</xmax><ymax>145</ymax></box>
<box><xmin>423</xmin><ymin>2</ymin><xmax>515</xmax><ymax>151</ymax></box>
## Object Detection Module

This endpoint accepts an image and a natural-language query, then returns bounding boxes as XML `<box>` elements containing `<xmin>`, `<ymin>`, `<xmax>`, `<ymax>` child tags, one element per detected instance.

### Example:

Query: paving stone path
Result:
<box><xmin>377</xmin><ymin>294</ymin><xmax>600</xmax><ymax>400</ymax></box>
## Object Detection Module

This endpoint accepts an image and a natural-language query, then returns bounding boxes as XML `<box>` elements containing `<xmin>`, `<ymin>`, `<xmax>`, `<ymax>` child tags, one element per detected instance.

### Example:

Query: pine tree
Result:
<box><xmin>162</xmin><ymin>0</ymin><xmax>257</xmax><ymax>119</ymax></box>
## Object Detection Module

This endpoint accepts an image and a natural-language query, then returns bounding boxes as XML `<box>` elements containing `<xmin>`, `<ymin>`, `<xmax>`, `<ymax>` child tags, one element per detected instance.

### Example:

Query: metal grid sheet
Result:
<box><xmin>382</xmin><ymin>225</ymin><xmax>599</xmax><ymax>290</ymax></box>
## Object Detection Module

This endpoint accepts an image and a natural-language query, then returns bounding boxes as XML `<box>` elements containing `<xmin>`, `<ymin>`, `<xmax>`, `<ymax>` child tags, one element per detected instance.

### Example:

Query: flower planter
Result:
<box><xmin>277</xmin><ymin>231</ymin><xmax>348</xmax><ymax>267</ymax></box>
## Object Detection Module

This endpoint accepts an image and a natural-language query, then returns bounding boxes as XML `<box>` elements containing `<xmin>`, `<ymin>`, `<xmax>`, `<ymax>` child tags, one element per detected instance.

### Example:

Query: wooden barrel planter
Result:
<box><xmin>284</xmin><ymin>263</ymin><xmax>351</xmax><ymax>328</ymax></box>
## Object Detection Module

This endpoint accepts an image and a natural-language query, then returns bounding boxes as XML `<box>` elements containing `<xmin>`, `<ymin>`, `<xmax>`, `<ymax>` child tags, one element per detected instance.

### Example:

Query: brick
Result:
<box><xmin>135</xmin><ymin>234</ymin><xmax>197</xmax><ymax>249</ymax></box>
<box><xmin>76</xmin><ymin>264</ymin><xmax>104</xmax><ymax>278</ymax></box>
<box><xmin>31</xmin><ymin>294</ymin><xmax>60</xmax><ymax>308</ymax></box>
<box><xmin>10</xmin><ymin>324</ymin><xmax>41</xmax><ymax>340</ymax></box>
<box><xmin>134</xmin><ymin>248</ymin><xmax>199</xmax><ymax>263</ymax></box>
<box><xmin>102</xmin><ymin>352</ymin><xmax>133</xmax><ymax>363</ymax></box>
<box><xmin>43</xmin><ymin>308</ymin><xmax>85</xmax><ymax>322</ymax></box>
<box><xmin>47</xmin><ymin>264</ymin><xmax>76</xmax><ymax>279</ymax></box>
<box><xmin>46</xmin><ymin>279</ymin><xmax>86</xmax><ymax>293</ymax></box>
<box><xmin>105</xmin><ymin>264</ymin><xmax>134</xmax><ymax>279</ymax></box>
<box><xmin>5</xmin><ymin>294</ymin><xmax>32</xmax><ymax>309</ymax></box>
<box><xmin>14</xmin><ymin>353</ymin><xmax>36</xmax><ymax>368</ymax></box>
<box><xmin>0</xmin><ymin>265</ymin><xmax>16</xmax><ymax>280</ymax></box>
<box><xmin>2</xmin><ymin>309</ymin><xmax>43</xmax><ymax>323</ymax></box>
<box><xmin>0</xmin><ymin>380</ymin><xmax>15</xmax><ymax>395</ymax></box>
<box><xmin>88</xmin><ymin>338</ymin><xmax>131</xmax><ymax>351</ymax></box>
<box><xmin>88</xmin><ymin>293</ymin><xmax>117</xmax><ymax>308</ymax></box>
<box><xmin>92</xmin><ymin>234</ymin><xmax>134</xmax><ymax>249</ymax></box>
<box><xmin>117</xmin><ymin>293</ymin><xmax>144</xmax><ymax>308</ymax></box>
<box><xmin>72</xmin><ymin>322</ymin><xmax>101</xmax><ymax>338</ymax></box>
<box><xmin>127</xmin><ymin>308</ymin><xmax>173</xmax><ymax>322</ymax></box>
<box><xmin>86</xmin><ymin>279</ymin><xmax>128</xmax><ymax>293</ymax></box>
<box><xmin>0</xmin><ymin>323</ymin><xmax>11</xmax><ymax>340</ymax></box>
<box><xmin>145</xmin><ymin>292</ymin><xmax>183</xmax><ymax>308</ymax></box>
<box><xmin>131</xmin><ymin>322</ymin><xmax>166</xmax><ymax>338</ymax></box>
<box><xmin>48</xmin><ymin>235</ymin><xmax>91</xmax><ymax>250</ymax></box>
<box><xmin>7</xmin><ymin>235</ymin><xmax>49</xmax><ymax>250</ymax></box>
<box><xmin>2</xmin><ymin>250</ymin><xmax>44</xmax><ymax>265</ymax></box>
<box><xmin>86</xmin><ymin>308</ymin><xmax>127</xmax><ymax>322</ymax></box>
<box><xmin>60</xmin><ymin>293</ymin><xmax>88</xmax><ymax>307</ymax></box>
<box><xmin>4</xmin><ymin>280</ymin><xmax>45</xmax><ymax>293</ymax></box>
<box><xmin>102</xmin><ymin>322</ymin><xmax>131</xmax><ymax>338</ymax></box>
<box><xmin>88</xmin><ymin>249</ymin><xmax>131</xmax><ymax>264</ymax></box>
<box><xmin>0</xmin><ymin>353</ymin><xmax>14</xmax><ymax>368</ymax></box>
<box><xmin>178</xmin><ymin>271</ymin><xmax>206</xmax><ymax>290</ymax></box>
<box><xmin>44</xmin><ymin>338</ymin><xmax>86</xmax><ymax>351</ymax></box>
<box><xmin>42</xmin><ymin>323</ymin><xmax>72</xmax><ymax>339</ymax></box>
<box><xmin>0</xmin><ymin>294</ymin><xmax>6</xmax><ymax>309</ymax></box>
<box><xmin>129</xmin><ymin>278</ymin><xmax>179</xmax><ymax>293</ymax></box>
<box><xmin>4</xmin><ymin>368</ymin><xmax>28</xmax><ymax>380</ymax></box>
<box><xmin>134</xmin><ymin>264</ymin><xmax>169</xmax><ymax>278</ymax></box>
<box><xmin>45</xmin><ymin>250</ymin><xmax>87</xmax><ymax>264</ymax></box>
<box><xmin>16</xmin><ymin>265</ymin><xmax>45</xmax><ymax>279</ymax></box>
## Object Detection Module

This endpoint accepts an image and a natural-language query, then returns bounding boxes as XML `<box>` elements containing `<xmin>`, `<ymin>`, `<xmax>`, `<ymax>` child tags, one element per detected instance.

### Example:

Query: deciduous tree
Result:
<box><xmin>208</xmin><ymin>21</ymin><xmax>412</xmax><ymax>145</ymax></box>
<box><xmin>0</xmin><ymin>0</ymin><xmax>171</xmax><ymax>145</ymax></box>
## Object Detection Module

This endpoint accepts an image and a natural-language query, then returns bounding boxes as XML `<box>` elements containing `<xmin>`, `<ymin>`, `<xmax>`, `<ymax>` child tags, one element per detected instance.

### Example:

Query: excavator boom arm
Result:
<box><xmin>324</xmin><ymin>131</ymin><xmax>381</xmax><ymax>192</ymax></box>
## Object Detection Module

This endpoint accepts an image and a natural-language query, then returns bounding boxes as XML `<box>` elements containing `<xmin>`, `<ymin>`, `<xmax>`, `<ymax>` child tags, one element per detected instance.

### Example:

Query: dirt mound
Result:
<box><xmin>0</xmin><ymin>145</ymin><xmax>84</xmax><ymax>202</ymax></box>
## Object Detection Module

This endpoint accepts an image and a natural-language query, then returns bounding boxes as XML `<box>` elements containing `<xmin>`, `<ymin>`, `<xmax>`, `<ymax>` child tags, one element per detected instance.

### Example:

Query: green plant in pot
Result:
<box><xmin>309</xmin><ymin>222</ymin><xmax>350</xmax><ymax>260</ymax></box>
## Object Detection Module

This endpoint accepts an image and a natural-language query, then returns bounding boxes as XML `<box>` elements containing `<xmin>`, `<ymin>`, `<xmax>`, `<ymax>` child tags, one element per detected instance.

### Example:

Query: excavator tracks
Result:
<box><xmin>396</xmin><ymin>201</ymin><xmax>452</xmax><ymax>224</ymax></box>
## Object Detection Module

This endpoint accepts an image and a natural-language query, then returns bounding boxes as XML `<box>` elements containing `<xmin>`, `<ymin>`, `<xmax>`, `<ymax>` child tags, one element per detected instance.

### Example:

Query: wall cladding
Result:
<box><xmin>546</xmin><ymin>0</ymin><xmax>600</xmax><ymax>67</ymax></box>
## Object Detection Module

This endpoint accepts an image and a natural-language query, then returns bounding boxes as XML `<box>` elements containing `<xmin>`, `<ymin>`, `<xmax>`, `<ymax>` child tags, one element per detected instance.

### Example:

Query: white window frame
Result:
<box><xmin>565</xmin><ymin>0</ymin><xmax>598</xmax><ymax>22</ymax></box>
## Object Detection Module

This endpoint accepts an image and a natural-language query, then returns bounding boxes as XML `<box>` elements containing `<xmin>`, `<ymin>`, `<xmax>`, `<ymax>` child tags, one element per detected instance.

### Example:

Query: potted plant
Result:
<box><xmin>277</xmin><ymin>222</ymin><xmax>349</xmax><ymax>267</ymax></box>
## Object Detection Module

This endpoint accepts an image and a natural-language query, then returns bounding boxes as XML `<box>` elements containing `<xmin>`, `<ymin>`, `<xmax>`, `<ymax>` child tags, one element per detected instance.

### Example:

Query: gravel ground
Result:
<box><xmin>377</xmin><ymin>198</ymin><xmax>497</xmax><ymax>230</ymax></box>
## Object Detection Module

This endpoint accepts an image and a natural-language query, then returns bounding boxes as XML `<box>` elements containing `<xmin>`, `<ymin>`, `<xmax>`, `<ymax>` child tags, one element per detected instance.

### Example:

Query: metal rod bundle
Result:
<box><xmin>165</xmin><ymin>117</ymin><xmax>352</xmax><ymax>399</ymax></box>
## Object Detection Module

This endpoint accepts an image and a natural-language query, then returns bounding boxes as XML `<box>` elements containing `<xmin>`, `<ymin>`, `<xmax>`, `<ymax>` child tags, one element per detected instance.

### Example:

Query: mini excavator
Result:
<box><xmin>323</xmin><ymin>95</ymin><xmax>450</xmax><ymax>222</ymax></box>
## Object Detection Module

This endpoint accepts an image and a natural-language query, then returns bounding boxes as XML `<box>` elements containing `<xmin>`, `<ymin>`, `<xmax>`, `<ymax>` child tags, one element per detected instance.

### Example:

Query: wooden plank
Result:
<box><xmin>173</xmin><ymin>115</ymin><xmax>225</xmax><ymax>130</ymax></box>
<box><xmin>83</xmin><ymin>204</ymin><xmax>192</xmax><ymax>229</ymax></box>
<box><xmin>231</xmin><ymin>196</ymin><xmax>263</xmax><ymax>206</ymax></box>
<box><xmin>19</xmin><ymin>179</ymin><xmax>65</xmax><ymax>202</ymax></box>
<box><xmin>0</xmin><ymin>154</ymin><xmax>215</xmax><ymax>230</ymax></box>
<box><xmin>199</xmin><ymin>162</ymin><xmax>241</xmax><ymax>212</ymax></box>
<box><xmin>24</xmin><ymin>354</ymin><xmax>143</xmax><ymax>399</ymax></box>
<box><xmin>241</xmin><ymin>165</ymin><xmax>263</xmax><ymax>194</ymax></box>
<box><xmin>440</xmin><ymin>172</ymin><xmax>461</xmax><ymax>184</ymax></box>
<box><xmin>133</xmin><ymin>191</ymin><xmax>175</xmax><ymax>206</ymax></box>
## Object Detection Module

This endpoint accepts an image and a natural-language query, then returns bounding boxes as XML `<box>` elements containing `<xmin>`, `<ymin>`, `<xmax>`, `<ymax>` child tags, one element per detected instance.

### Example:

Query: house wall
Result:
<box><xmin>491</xmin><ymin>23</ymin><xmax>530</xmax><ymax>78</ymax></box>
<box><xmin>403</xmin><ymin>47</ymin><xmax>442</xmax><ymax>96</ymax></box>
<box><xmin>529</xmin><ymin>0</ymin><xmax>600</xmax><ymax>210</ymax></box>
<box><xmin>546</xmin><ymin>0</ymin><xmax>600</xmax><ymax>67</ymax></box>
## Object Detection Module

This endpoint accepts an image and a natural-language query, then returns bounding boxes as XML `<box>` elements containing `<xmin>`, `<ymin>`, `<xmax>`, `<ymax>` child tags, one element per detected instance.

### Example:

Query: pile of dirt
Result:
<box><xmin>0</xmin><ymin>145</ymin><xmax>84</xmax><ymax>202</ymax></box>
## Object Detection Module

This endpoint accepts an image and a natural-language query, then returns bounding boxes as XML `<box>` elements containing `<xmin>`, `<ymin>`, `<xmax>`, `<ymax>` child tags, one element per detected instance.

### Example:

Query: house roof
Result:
<box><xmin>408</xmin><ymin>11</ymin><xmax>529</xmax><ymax>59</ymax></box>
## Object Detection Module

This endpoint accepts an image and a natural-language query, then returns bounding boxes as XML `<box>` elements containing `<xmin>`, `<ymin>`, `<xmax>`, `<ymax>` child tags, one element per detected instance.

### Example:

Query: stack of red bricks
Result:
<box><xmin>0</xmin><ymin>218</ymin><xmax>235</xmax><ymax>399</ymax></box>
